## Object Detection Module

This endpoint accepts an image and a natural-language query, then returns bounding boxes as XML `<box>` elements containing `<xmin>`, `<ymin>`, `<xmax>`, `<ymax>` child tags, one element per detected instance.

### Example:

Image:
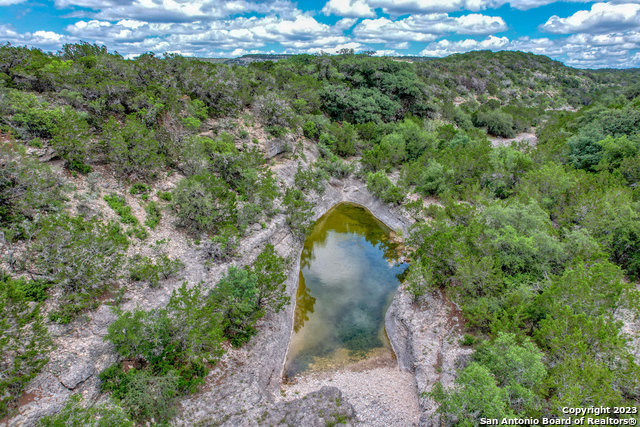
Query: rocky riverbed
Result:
<box><xmin>2</xmin><ymin>140</ymin><xmax>466</xmax><ymax>427</ymax></box>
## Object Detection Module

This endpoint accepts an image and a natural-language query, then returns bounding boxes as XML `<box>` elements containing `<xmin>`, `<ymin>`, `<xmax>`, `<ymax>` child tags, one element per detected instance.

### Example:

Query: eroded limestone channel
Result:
<box><xmin>284</xmin><ymin>203</ymin><xmax>408</xmax><ymax>378</ymax></box>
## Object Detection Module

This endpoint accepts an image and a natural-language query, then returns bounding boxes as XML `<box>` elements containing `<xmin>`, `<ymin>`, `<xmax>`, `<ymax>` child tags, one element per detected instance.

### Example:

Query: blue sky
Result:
<box><xmin>2</xmin><ymin>0</ymin><xmax>640</xmax><ymax>68</ymax></box>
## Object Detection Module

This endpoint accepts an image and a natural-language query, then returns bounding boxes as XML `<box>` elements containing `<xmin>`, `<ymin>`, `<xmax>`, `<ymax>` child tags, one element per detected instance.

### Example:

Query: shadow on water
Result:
<box><xmin>285</xmin><ymin>203</ymin><xmax>408</xmax><ymax>379</ymax></box>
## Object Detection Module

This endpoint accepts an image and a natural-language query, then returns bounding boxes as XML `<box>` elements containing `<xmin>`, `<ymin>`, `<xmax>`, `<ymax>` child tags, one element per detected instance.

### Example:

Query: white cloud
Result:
<box><xmin>541</xmin><ymin>2</ymin><xmax>640</xmax><ymax>34</ymax></box>
<box><xmin>352</xmin><ymin>13</ymin><xmax>506</xmax><ymax>44</ymax></box>
<box><xmin>334</xmin><ymin>18</ymin><xmax>359</xmax><ymax>31</ymax></box>
<box><xmin>447</xmin><ymin>13</ymin><xmax>508</xmax><ymax>34</ymax></box>
<box><xmin>323</xmin><ymin>0</ymin><xmax>592</xmax><ymax>16</ymax></box>
<box><xmin>418</xmin><ymin>32</ymin><xmax>640</xmax><ymax>68</ymax></box>
<box><xmin>353</xmin><ymin>17</ymin><xmax>438</xmax><ymax>43</ymax></box>
<box><xmin>373</xmin><ymin>49</ymin><xmax>399</xmax><ymax>56</ymax></box>
<box><xmin>322</xmin><ymin>0</ymin><xmax>375</xmax><ymax>18</ymax></box>
<box><xmin>59</xmin><ymin>0</ymin><xmax>300</xmax><ymax>22</ymax></box>
<box><xmin>386</xmin><ymin>41</ymin><xmax>410</xmax><ymax>49</ymax></box>
<box><xmin>299</xmin><ymin>42</ymin><xmax>364</xmax><ymax>54</ymax></box>
<box><xmin>419</xmin><ymin>34</ymin><xmax>509</xmax><ymax>56</ymax></box>
<box><xmin>0</xmin><ymin>0</ymin><xmax>26</xmax><ymax>5</ymax></box>
<box><xmin>63</xmin><ymin>14</ymin><xmax>356</xmax><ymax>57</ymax></box>
<box><xmin>501</xmin><ymin>0</ymin><xmax>591</xmax><ymax>10</ymax></box>
<box><xmin>0</xmin><ymin>24</ymin><xmax>73</xmax><ymax>50</ymax></box>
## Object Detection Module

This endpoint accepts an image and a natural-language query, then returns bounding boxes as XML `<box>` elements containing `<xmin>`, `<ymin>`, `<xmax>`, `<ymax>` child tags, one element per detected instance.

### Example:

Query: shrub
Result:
<box><xmin>567</xmin><ymin>123</ymin><xmax>605</xmax><ymax>171</ymax></box>
<box><xmin>101</xmin><ymin>254</ymin><xmax>290</xmax><ymax>422</ymax></box>
<box><xmin>129</xmin><ymin>182</ymin><xmax>150</xmax><ymax>196</ymax></box>
<box><xmin>104</xmin><ymin>194</ymin><xmax>138</xmax><ymax>225</ymax></box>
<box><xmin>128</xmin><ymin>254</ymin><xmax>183</xmax><ymax>287</ymax></box>
<box><xmin>101</xmin><ymin>368</ymin><xmax>179</xmax><ymax>424</ymax></box>
<box><xmin>0</xmin><ymin>145</ymin><xmax>66</xmax><ymax>229</ymax></box>
<box><xmin>283</xmin><ymin>188</ymin><xmax>314</xmax><ymax>240</ymax></box>
<box><xmin>253</xmin><ymin>93</ymin><xmax>294</xmax><ymax>128</ymax></box>
<box><xmin>361</xmin><ymin>133</ymin><xmax>406</xmax><ymax>172</ymax></box>
<box><xmin>486</xmin><ymin>146</ymin><xmax>534</xmax><ymax>199</ymax></box>
<box><xmin>28</xmin><ymin>138</ymin><xmax>43</xmax><ymax>148</ymax></box>
<box><xmin>28</xmin><ymin>215</ymin><xmax>127</xmax><ymax>322</ymax></box>
<box><xmin>481</xmin><ymin>201</ymin><xmax>563</xmax><ymax>278</ymax></box>
<box><xmin>105</xmin><ymin>282</ymin><xmax>225</xmax><ymax>366</ymax></box>
<box><xmin>103</xmin><ymin>116</ymin><xmax>164</xmax><ymax>181</ymax></box>
<box><xmin>171</xmin><ymin>173</ymin><xmax>237</xmax><ymax>235</ymax></box>
<box><xmin>460</xmin><ymin>334</ymin><xmax>477</xmax><ymax>346</ymax></box>
<box><xmin>366</xmin><ymin>171</ymin><xmax>406</xmax><ymax>205</ymax></box>
<box><xmin>597</xmin><ymin>135</ymin><xmax>640</xmax><ymax>171</ymax></box>
<box><xmin>404</xmin><ymin>262</ymin><xmax>433</xmax><ymax>303</ymax></box>
<box><xmin>267</xmin><ymin>125</ymin><xmax>287</xmax><ymax>138</ymax></box>
<box><xmin>302</xmin><ymin>120</ymin><xmax>319</xmax><ymax>140</ymax></box>
<box><xmin>144</xmin><ymin>201</ymin><xmax>161</xmax><ymax>229</ymax></box>
<box><xmin>202</xmin><ymin>226</ymin><xmax>239</xmax><ymax>263</ymax></box>
<box><xmin>294</xmin><ymin>163</ymin><xmax>326</xmax><ymax>194</ymax></box>
<box><xmin>51</xmin><ymin>110</ymin><xmax>91</xmax><ymax>169</ymax></box>
<box><xmin>10</xmin><ymin>106</ymin><xmax>62</xmax><ymax>139</ymax></box>
<box><xmin>0</xmin><ymin>274</ymin><xmax>52</xmax><ymax>419</ymax></box>
<box><xmin>429</xmin><ymin>362</ymin><xmax>514</xmax><ymax>424</ymax></box>
<box><xmin>36</xmin><ymin>395</ymin><xmax>133</xmax><ymax>427</ymax></box>
<box><xmin>158</xmin><ymin>191</ymin><xmax>172</xmax><ymax>201</ymax></box>
<box><xmin>535</xmin><ymin>305</ymin><xmax>639</xmax><ymax>414</ymax></box>
<box><xmin>69</xmin><ymin>160</ymin><xmax>92</xmax><ymax>174</ymax></box>
<box><xmin>324</xmin><ymin>122</ymin><xmax>358</xmax><ymax>157</ymax></box>
<box><xmin>474</xmin><ymin>333</ymin><xmax>546</xmax><ymax>414</ymax></box>
<box><xmin>316</xmin><ymin>155</ymin><xmax>354</xmax><ymax>179</ymax></box>
<box><xmin>251</xmin><ymin>243</ymin><xmax>290</xmax><ymax>315</ymax></box>
<box><xmin>12</xmin><ymin>275</ymin><xmax>50</xmax><ymax>302</ymax></box>
<box><xmin>476</xmin><ymin>110</ymin><xmax>516</xmax><ymax>138</ymax></box>
<box><xmin>415</xmin><ymin>159</ymin><xmax>450</xmax><ymax>196</ymax></box>
<box><xmin>210</xmin><ymin>267</ymin><xmax>261</xmax><ymax>347</ymax></box>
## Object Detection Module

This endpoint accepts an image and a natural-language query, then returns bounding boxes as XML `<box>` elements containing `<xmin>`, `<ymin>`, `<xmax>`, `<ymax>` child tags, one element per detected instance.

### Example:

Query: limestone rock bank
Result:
<box><xmin>385</xmin><ymin>287</ymin><xmax>473</xmax><ymax>427</ymax></box>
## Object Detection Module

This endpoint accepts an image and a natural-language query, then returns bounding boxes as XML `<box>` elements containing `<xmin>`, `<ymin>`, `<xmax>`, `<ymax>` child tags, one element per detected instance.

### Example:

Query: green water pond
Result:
<box><xmin>284</xmin><ymin>203</ymin><xmax>408</xmax><ymax>378</ymax></box>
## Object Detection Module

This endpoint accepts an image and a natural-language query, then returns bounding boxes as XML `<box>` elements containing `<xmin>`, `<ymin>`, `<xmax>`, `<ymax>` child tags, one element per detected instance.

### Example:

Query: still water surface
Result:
<box><xmin>284</xmin><ymin>203</ymin><xmax>408</xmax><ymax>378</ymax></box>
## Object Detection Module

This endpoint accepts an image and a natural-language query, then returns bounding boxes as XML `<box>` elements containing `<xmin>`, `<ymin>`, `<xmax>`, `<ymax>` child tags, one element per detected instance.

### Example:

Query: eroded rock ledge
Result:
<box><xmin>175</xmin><ymin>172</ymin><xmax>417</xmax><ymax>426</ymax></box>
<box><xmin>385</xmin><ymin>288</ymin><xmax>473</xmax><ymax>426</ymax></box>
<box><xmin>4</xmin><ymin>146</ymin><xmax>458</xmax><ymax>427</ymax></box>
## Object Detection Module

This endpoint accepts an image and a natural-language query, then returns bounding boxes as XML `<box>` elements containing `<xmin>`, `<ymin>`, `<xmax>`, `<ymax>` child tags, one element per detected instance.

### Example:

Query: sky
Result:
<box><xmin>1</xmin><ymin>0</ymin><xmax>640</xmax><ymax>68</ymax></box>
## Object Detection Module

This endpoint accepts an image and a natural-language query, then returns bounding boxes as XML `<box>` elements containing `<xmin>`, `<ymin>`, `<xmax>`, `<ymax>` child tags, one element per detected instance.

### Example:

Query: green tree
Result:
<box><xmin>596</xmin><ymin>135</ymin><xmax>640</xmax><ymax>172</ymax></box>
<box><xmin>567</xmin><ymin>123</ymin><xmax>605</xmax><ymax>171</ymax></box>
<box><xmin>535</xmin><ymin>306</ymin><xmax>640</xmax><ymax>414</ymax></box>
<box><xmin>481</xmin><ymin>201</ymin><xmax>563</xmax><ymax>278</ymax></box>
<box><xmin>366</xmin><ymin>171</ymin><xmax>406</xmax><ymax>205</ymax></box>
<box><xmin>430</xmin><ymin>362</ymin><xmax>514</xmax><ymax>426</ymax></box>
<box><xmin>211</xmin><ymin>267</ymin><xmax>260</xmax><ymax>347</ymax></box>
<box><xmin>415</xmin><ymin>159</ymin><xmax>451</xmax><ymax>196</ymax></box>
<box><xmin>103</xmin><ymin>115</ymin><xmax>163</xmax><ymax>181</ymax></box>
<box><xmin>475</xmin><ymin>333</ymin><xmax>546</xmax><ymax>415</ymax></box>
<box><xmin>105</xmin><ymin>282</ymin><xmax>224</xmax><ymax>364</ymax></box>
<box><xmin>283</xmin><ymin>188</ymin><xmax>314</xmax><ymax>240</ymax></box>
<box><xmin>28</xmin><ymin>215</ymin><xmax>128</xmax><ymax>323</ymax></box>
<box><xmin>117</xmin><ymin>369</ymin><xmax>179</xmax><ymax>423</ymax></box>
<box><xmin>486</xmin><ymin>146</ymin><xmax>534</xmax><ymax>198</ymax></box>
<box><xmin>171</xmin><ymin>172</ymin><xmax>237</xmax><ymax>235</ymax></box>
<box><xmin>0</xmin><ymin>145</ymin><xmax>66</xmax><ymax>229</ymax></box>
<box><xmin>250</xmin><ymin>244</ymin><xmax>290</xmax><ymax>315</ymax></box>
<box><xmin>51</xmin><ymin>110</ymin><xmax>92</xmax><ymax>172</ymax></box>
<box><xmin>476</xmin><ymin>110</ymin><xmax>516</xmax><ymax>138</ymax></box>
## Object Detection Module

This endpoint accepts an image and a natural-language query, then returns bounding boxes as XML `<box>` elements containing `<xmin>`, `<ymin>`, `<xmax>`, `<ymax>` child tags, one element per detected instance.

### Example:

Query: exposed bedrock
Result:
<box><xmin>385</xmin><ymin>287</ymin><xmax>473</xmax><ymax>427</ymax></box>
<box><xmin>4</xmin><ymin>148</ymin><xmax>457</xmax><ymax>427</ymax></box>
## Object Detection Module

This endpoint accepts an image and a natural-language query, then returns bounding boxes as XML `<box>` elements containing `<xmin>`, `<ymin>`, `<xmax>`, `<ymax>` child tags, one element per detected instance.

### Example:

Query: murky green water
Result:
<box><xmin>284</xmin><ymin>203</ymin><xmax>408</xmax><ymax>378</ymax></box>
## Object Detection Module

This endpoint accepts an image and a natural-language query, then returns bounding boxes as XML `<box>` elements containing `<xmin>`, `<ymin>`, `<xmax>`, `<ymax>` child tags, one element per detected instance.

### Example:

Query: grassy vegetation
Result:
<box><xmin>0</xmin><ymin>42</ymin><xmax>639</xmax><ymax>424</ymax></box>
